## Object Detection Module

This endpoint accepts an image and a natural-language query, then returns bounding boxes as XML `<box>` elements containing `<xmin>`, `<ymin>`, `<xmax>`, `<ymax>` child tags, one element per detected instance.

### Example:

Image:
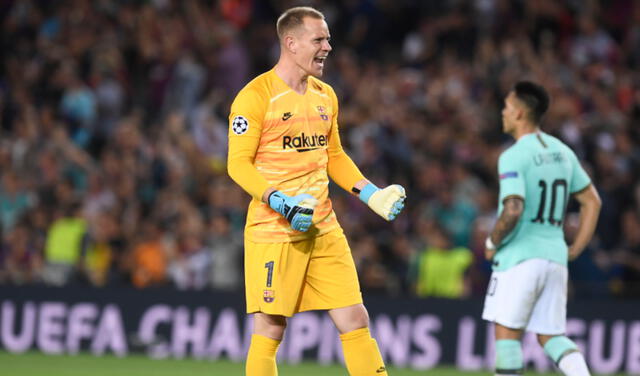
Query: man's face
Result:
<box><xmin>501</xmin><ymin>91</ymin><xmax>522</xmax><ymax>135</ymax></box>
<box><xmin>290</xmin><ymin>17</ymin><xmax>332</xmax><ymax>77</ymax></box>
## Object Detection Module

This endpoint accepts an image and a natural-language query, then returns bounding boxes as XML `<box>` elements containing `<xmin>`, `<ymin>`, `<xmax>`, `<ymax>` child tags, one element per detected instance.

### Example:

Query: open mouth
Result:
<box><xmin>314</xmin><ymin>56</ymin><xmax>327</xmax><ymax>66</ymax></box>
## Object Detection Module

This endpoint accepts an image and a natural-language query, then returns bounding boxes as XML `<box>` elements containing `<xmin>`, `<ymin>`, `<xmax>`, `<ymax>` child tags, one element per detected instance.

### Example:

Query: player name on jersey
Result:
<box><xmin>533</xmin><ymin>151</ymin><xmax>566</xmax><ymax>166</ymax></box>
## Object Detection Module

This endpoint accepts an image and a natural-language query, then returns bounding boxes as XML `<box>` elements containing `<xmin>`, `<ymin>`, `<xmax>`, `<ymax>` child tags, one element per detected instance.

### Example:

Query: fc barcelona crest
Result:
<box><xmin>263</xmin><ymin>289</ymin><xmax>275</xmax><ymax>303</ymax></box>
<box><xmin>316</xmin><ymin>106</ymin><xmax>329</xmax><ymax>121</ymax></box>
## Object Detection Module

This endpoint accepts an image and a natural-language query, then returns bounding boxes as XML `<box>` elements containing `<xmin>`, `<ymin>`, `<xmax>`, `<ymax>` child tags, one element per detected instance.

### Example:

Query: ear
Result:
<box><xmin>515</xmin><ymin>107</ymin><xmax>523</xmax><ymax>120</ymax></box>
<box><xmin>284</xmin><ymin>35</ymin><xmax>296</xmax><ymax>54</ymax></box>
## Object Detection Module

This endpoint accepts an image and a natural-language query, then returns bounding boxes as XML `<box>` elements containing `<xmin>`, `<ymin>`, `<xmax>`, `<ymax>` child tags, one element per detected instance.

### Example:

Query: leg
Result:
<box><xmin>297</xmin><ymin>230</ymin><xmax>385</xmax><ymax>375</ymax></box>
<box><xmin>531</xmin><ymin>264</ymin><xmax>589</xmax><ymax>376</ymax></box>
<box><xmin>482</xmin><ymin>269</ymin><xmax>528</xmax><ymax>376</ymax></box>
<box><xmin>243</xmin><ymin>238</ymin><xmax>311</xmax><ymax>376</ymax></box>
<box><xmin>254</xmin><ymin>312</ymin><xmax>287</xmax><ymax>340</ymax></box>
<box><xmin>329</xmin><ymin>303</ymin><xmax>387</xmax><ymax>375</ymax></box>
<box><xmin>494</xmin><ymin>323</ymin><xmax>525</xmax><ymax>376</ymax></box>
<box><xmin>538</xmin><ymin>334</ymin><xmax>591</xmax><ymax>376</ymax></box>
<box><xmin>328</xmin><ymin>303</ymin><xmax>369</xmax><ymax>334</ymax></box>
<box><xmin>246</xmin><ymin>313</ymin><xmax>287</xmax><ymax>376</ymax></box>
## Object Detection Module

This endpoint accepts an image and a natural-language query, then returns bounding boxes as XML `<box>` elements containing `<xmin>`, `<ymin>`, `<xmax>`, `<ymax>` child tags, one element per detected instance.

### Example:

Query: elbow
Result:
<box><xmin>592</xmin><ymin>197</ymin><xmax>602</xmax><ymax>219</ymax></box>
<box><xmin>226</xmin><ymin>161</ymin><xmax>239</xmax><ymax>184</ymax></box>
<box><xmin>592</xmin><ymin>199</ymin><xmax>602</xmax><ymax>216</ymax></box>
<box><xmin>226</xmin><ymin>162</ymin><xmax>233</xmax><ymax>179</ymax></box>
<box><xmin>593</xmin><ymin>194</ymin><xmax>602</xmax><ymax>210</ymax></box>
<box><xmin>590</xmin><ymin>188</ymin><xmax>602</xmax><ymax>212</ymax></box>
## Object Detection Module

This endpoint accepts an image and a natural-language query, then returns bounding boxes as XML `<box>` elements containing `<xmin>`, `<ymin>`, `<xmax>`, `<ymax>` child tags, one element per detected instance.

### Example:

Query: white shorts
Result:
<box><xmin>482</xmin><ymin>258</ymin><xmax>567</xmax><ymax>335</ymax></box>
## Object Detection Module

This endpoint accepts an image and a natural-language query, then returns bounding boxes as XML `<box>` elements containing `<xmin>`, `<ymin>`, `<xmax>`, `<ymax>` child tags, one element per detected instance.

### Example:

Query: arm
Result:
<box><xmin>568</xmin><ymin>184</ymin><xmax>601</xmax><ymax>260</ymax></box>
<box><xmin>227</xmin><ymin>89</ymin><xmax>271</xmax><ymax>201</ymax></box>
<box><xmin>229</xmin><ymin>155</ymin><xmax>316</xmax><ymax>233</ymax></box>
<box><xmin>486</xmin><ymin>150</ymin><xmax>525</xmax><ymax>260</ymax></box>
<box><xmin>227</xmin><ymin>88</ymin><xmax>316</xmax><ymax>232</ymax></box>
<box><xmin>327</xmin><ymin>141</ymin><xmax>405</xmax><ymax>221</ymax></box>
<box><xmin>325</xmin><ymin>90</ymin><xmax>366</xmax><ymax>191</ymax></box>
<box><xmin>325</xmin><ymin>89</ymin><xmax>405</xmax><ymax>220</ymax></box>
<box><xmin>485</xmin><ymin>196</ymin><xmax>524</xmax><ymax>260</ymax></box>
<box><xmin>228</xmin><ymin>155</ymin><xmax>272</xmax><ymax>202</ymax></box>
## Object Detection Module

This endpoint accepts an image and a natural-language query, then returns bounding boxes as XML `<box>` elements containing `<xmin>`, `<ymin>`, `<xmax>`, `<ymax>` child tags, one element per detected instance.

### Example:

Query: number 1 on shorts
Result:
<box><xmin>265</xmin><ymin>261</ymin><xmax>274</xmax><ymax>287</ymax></box>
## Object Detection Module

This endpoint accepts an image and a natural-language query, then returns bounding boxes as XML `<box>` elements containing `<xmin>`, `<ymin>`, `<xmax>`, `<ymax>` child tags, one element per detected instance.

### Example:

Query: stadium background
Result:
<box><xmin>0</xmin><ymin>0</ymin><xmax>639</xmax><ymax>374</ymax></box>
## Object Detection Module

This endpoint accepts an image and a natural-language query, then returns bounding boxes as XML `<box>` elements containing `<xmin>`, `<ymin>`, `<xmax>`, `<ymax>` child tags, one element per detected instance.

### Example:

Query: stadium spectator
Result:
<box><xmin>207</xmin><ymin>212</ymin><xmax>243</xmax><ymax>291</ymax></box>
<box><xmin>129</xmin><ymin>222</ymin><xmax>168</xmax><ymax>289</ymax></box>
<box><xmin>0</xmin><ymin>0</ymin><xmax>639</xmax><ymax>300</ymax></box>
<box><xmin>3</xmin><ymin>222</ymin><xmax>43</xmax><ymax>285</ymax></box>
<box><xmin>0</xmin><ymin>171</ymin><xmax>34</xmax><ymax>232</ymax></box>
<box><xmin>409</xmin><ymin>220</ymin><xmax>472</xmax><ymax>298</ymax></box>
<box><xmin>41</xmin><ymin>202</ymin><xmax>87</xmax><ymax>286</ymax></box>
<box><xmin>82</xmin><ymin>209</ymin><xmax>121</xmax><ymax>287</ymax></box>
<box><xmin>611</xmin><ymin>210</ymin><xmax>640</xmax><ymax>297</ymax></box>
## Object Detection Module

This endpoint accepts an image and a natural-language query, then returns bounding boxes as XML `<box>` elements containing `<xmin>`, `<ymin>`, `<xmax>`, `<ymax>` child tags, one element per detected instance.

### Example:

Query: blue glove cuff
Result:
<box><xmin>268</xmin><ymin>190</ymin><xmax>287</xmax><ymax>215</ymax></box>
<box><xmin>358</xmin><ymin>183</ymin><xmax>379</xmax><ymax>204</ymax></box>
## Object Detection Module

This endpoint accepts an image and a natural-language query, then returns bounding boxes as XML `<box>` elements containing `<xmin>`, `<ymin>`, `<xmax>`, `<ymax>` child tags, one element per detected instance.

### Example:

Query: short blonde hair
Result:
<box><xmin>276</xmin><ymin>6</ymin><xmax>324</xmax><ymax>40</ymax></box>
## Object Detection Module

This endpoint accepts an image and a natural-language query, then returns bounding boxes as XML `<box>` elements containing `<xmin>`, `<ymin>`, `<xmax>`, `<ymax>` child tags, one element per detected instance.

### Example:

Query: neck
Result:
<box><xmin>274</xmin><ymin>58</ymin><xmax>308</xmax><ymax>94</ymax></box>
<box><xmin>513</xmin><ymin>124</ymin><xmax>539</xmax><ymax>140</ymax></box>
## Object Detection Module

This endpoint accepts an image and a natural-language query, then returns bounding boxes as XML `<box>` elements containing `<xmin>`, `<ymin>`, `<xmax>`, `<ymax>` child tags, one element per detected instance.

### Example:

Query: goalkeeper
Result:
<box><xmin>226</xmin><ymin>6</ymin><xmax>405</xmax><ymax>376</ymax></box>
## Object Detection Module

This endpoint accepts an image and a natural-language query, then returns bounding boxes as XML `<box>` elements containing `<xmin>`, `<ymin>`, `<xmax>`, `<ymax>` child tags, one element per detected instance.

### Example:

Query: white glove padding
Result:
<box><xmin>360</xmin><ymin>183</ymin><xmax>406</xmax><ymax>221</ymax></box>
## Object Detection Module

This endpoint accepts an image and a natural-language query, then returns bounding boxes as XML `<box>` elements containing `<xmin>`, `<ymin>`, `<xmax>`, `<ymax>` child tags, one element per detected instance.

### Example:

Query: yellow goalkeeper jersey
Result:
<box><xmin>228</xmin><ymin>69</ymin><xmax>364</xmax><ymax>243</ymax></box>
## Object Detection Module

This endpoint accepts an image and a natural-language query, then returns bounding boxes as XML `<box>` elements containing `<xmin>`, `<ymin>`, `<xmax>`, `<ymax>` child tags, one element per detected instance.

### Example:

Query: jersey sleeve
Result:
<box><xmin>227</xmin><ymin>87</ymin><xmax>271</xmax><ymax>201</ymax></box>
<box><xmin>326</xmin><ymin>87</ymin><xmax>366</xmax><ymax>192</ymax></box>
<box><xmin>568</xmin><ymin>150</ymin><xmax>591</xmax><ymax>193</ymax></box>
<box><xmin>498</xmin><ymin>149</ymin><xmax>525</xmax><ymax>203</ymax></box>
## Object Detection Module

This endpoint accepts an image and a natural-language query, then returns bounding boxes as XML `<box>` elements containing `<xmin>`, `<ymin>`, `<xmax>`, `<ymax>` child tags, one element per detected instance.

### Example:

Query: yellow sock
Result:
<box><xmin>340</xmin><ymin>327</ymin><xmax>387</xmax><ymax>375</ymax></box>
<box><xmin>246</xmin><ymin>334</ymin><xmax>280</xmax><ymax>376</ymax></box>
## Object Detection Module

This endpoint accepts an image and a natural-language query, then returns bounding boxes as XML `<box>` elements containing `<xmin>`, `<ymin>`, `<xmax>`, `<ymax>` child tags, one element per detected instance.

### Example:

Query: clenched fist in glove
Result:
<box><xmin>268</xmin><ymin>191</ymin><xmax>318</xmax><ymax>232</ymax></box>
<box><xmin>358</xmin><ymin>183</ymin><xmax>406</xmax><ymax>221</ymax></box>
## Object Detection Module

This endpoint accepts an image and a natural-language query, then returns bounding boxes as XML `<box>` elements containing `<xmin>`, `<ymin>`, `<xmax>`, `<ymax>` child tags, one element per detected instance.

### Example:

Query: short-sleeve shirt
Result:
<box><xmin>228</xmin><ymin>69</ymin><xmax>342</xmax><ymax>243</ymax></box>
<box><xmin>493</xmin><ymin>132</ymin><xmax>591</xmax><ymax>271</ymax></box>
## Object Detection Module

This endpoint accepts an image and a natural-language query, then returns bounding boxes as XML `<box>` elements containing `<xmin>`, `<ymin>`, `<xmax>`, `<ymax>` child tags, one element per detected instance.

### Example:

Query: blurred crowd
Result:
<box><xmin>0</xmin><ymin>0</ymin><xmax>639</xmax><ymax>300</ymax></box>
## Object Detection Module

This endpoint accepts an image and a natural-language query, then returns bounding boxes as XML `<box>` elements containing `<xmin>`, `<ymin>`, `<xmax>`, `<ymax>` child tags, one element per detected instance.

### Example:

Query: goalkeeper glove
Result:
<box><xmin>268</xmin><ymin>191</ymin><xmax>318</xmax><ymax>232</ymax></box>
<box><xmin>359</xmin><ymin>183</ymin><xmax>406</xmax><ymax>221</ymax></box>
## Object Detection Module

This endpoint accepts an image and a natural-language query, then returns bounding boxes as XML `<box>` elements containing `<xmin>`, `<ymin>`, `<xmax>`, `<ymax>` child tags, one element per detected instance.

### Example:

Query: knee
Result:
<box><xmin>356</xmin><ymin>309</ymin><xmax>370</xmax><ymax>328</ymax></box>
<box><xmin>254</xmin><ymin>313</ymin><xmax>287</xmax><ymax>340</ymax></box>
<box><xmin>347</xmin><ymin>308</ymin><xmax>369</xmax><ymax>330</ymax></box>
<box><xmin>537</xmin><ymin>334</ymin><xmax>553</xmax><ymax>347</ymax></box>
<box><xmin>263</xmin><ymin>325</ymin><xmax>286</xmax><ymax>340</ymax></box>
<box><xmin>330</xmin><ymin>304</ymin><xmax>370</xmax><ymax>334</ymax></box>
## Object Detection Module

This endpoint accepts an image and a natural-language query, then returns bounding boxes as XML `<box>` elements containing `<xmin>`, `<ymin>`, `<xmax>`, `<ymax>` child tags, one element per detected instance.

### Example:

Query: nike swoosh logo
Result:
<box><xmin>282</xmin><ymin>112</ymin><xmax>293</xmax><ymax>121</ymax></box>
<box><xmin>376</xmin><ymin>366</ymin><xmax>386</xmax><ymax>373</ymax></box>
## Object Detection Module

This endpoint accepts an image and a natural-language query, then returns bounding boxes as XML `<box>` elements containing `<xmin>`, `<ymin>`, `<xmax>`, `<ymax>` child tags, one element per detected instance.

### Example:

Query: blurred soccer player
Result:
<box><xmin>482</xmin><ymin>81</ymin><xmax>601</xmax><ymax>376</ymax></box>
<box><xmin>227</xmin><ymin>6</ymin><xmax>405</xmax><ymax>376</ymax></box>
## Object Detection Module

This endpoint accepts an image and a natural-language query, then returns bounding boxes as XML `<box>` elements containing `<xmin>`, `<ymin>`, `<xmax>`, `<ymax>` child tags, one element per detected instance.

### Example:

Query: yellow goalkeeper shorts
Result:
<box><xmin>244</xmin><ymin>228</ymin><xmax>363</xmax><ymax>317</ymax></box>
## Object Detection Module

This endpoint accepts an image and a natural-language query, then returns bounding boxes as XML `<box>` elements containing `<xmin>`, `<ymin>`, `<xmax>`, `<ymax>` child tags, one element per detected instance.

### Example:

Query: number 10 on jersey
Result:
<box><xmin>532</xmin><ymin>179</ymin><xmax>568</xmax><ymax>226</ymax></box>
